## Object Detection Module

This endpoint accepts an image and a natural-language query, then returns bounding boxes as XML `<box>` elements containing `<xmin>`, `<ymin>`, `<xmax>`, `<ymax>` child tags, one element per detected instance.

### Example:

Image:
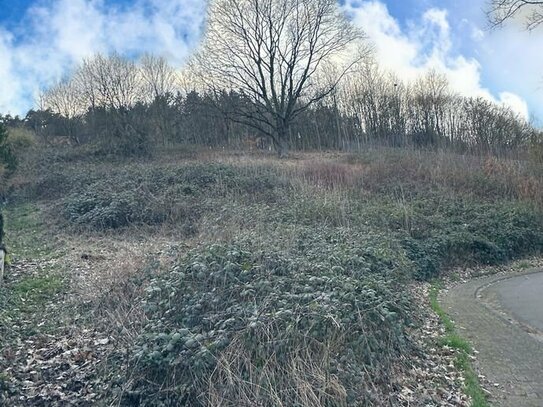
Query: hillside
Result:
<box><xmin>1</xmin><ymin>146</ymin><xmax>542</xmax><ymax>405</ymax></box>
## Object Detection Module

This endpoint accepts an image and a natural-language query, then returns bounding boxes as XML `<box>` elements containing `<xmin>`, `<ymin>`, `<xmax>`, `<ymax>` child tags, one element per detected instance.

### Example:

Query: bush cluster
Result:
<box><xmin>0</xmin><ymin>125</ymin><xmax>35</xmax><ymax>175</ymax></box>
<box><xmin>276</xmin><ymin>187</ymin><xmax>543</xmax><ymax>280</ymax></box>
<box><xmin>126</xmin><ymin>229</ymin><xmax>413</xmax><ymax>406</ymax></box>
<box><xmin>61</xmin><ymin>164</ymin><xmax>288</xmax><ymax>231</ymax></box>
<box><xmin>0</xmin><ymin>124</ymin><xmax>15</xmax><ymax>174</ymax></box>
<box><xmin>375</xmin><ymin>197</ymin><xmax>543</xmax><ymax>279</ymax></box>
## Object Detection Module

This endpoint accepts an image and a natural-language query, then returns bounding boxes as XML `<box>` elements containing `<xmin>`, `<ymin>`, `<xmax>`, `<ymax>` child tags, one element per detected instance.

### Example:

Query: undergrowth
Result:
<box><xmin>4</xmin><ymin>146</ymin><xmax>543</xmax><ymax>405</ymax></box>
<box><xmin>126</xmin><ymin>232</ymin><xmax>413</xmax><ymax>406</ymax></box>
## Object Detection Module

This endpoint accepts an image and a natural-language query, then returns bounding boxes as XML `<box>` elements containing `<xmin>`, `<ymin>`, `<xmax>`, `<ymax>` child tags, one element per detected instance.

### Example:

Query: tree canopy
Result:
<box><xmin>191</xmin><ymin>0</ymin><xmax>370</xmax><ymax>156</ymax></box>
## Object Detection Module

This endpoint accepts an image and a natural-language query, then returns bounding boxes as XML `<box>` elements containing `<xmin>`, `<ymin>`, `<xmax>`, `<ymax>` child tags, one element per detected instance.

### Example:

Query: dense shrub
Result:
<box><xmin>5</xmin><ymin>127</ymin><xmax>36</xmax><ymax>152</ymax></box>
<box><xmin>64</xmin><ymin>182</ymin><xmax>201</xmax><ymax>231</ymax></box>
<box><xmin>61</xmin><ymin>164</ymin><xmax>289</xmax><ymax>230</ymax></box>
<box><xmin>0</xmin><ymin>126</ymin><xmax>36</xmax><ymax>174</ymax></box>
<box><xmin>126</xmin><ymin>231</ymin><xmax>413</xmax><ymax>406</ymax></box>
<box><xmin>360</xmin><ymin>196</ymin><xmax>543</xmax><ymax>279</ymax></box>
<box><xmin>432</xmin><ymin>200</ymin><xmax>543</xmax><ymax>267</ymax></box>
<box><xmin>55</xmin><ymin>158</ymin><xmax>543</xmax><ymax>279</ymax></box>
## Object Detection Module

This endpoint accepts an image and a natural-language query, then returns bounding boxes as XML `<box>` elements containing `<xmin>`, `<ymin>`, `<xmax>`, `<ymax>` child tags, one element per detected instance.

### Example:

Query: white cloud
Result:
<box><xmin>499</xmin><ymin>92</ymin><xmax>529</xmax><ymax>119</ymax></box>
<box><xmin>478</xmin><ymin>26</ymin><xmax>543</xmax><ymax>121</ymax></box>
<box><xmin>0</xmin><ymin>30</ymin><xmax>26</xmax><ymax>115</ymax></box>
<box><xmin>0</xmin><ymin>0</ymin><xmax>205</xmax><ymax>115</ymax></box>
<box><xmin>342</xmin><ymin>0</ymin><xmax>530</xmax><ymax>119</ymax></box>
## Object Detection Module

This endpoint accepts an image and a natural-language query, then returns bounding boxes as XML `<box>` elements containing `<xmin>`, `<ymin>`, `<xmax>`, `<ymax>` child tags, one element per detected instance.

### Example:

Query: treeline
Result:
<box><xmin>6</xmin><ymin>53</ymin><xmax>541</xmax><ymax>157</ymax></box>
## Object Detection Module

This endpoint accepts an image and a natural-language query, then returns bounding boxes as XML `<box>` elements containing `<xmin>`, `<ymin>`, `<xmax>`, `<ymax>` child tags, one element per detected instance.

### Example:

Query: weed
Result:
<box><xmin>12</xmin><ymin>275</ymin><xmax>64</xmax><ymax>305</ymax></box>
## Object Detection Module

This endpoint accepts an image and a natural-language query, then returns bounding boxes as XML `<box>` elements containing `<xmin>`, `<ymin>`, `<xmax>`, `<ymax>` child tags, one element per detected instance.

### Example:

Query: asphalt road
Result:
<box><xmin>485</xmin><ymin>272</ymin><xmax>543</xmax><ymax>334</ymax></box>
<box><xmin>441</xmin><ymin>271</ymin><xmax>543</xmax><ymax>407</ymax></box>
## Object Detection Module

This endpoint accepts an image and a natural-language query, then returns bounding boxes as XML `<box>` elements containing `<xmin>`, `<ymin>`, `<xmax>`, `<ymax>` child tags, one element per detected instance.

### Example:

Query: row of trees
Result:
<box><xmin>31</xmin><ymin>55</ymin><xmax>538</xmax><ymax>157</ymax></box>
<box><xmin>13</xmin><ymin>0</ymin><xmax>540</xmax><ymax>157</ymax></box>
<box><xmin>337</xmin><ymin>66</ymin><xmax>536</xmax><ymax>154</ymax></box>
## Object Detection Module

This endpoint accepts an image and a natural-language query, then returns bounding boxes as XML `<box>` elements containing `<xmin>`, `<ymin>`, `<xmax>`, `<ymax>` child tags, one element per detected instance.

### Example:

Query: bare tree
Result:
<box><xmin>412</xmin><ymin>69</ymin><xmax>451</xmax><ymax>144</ymax></box>
<box><xmin>69</xmin><ymin>53</ymin><xmax>151</xmax><ymax>154</ymax></box>
<box><xmin>488</xmin><ymin>0</ymin><xmax>543</xmax><ymax>29</ymax></box>
<box><xmin>41</xmin><ymin>81</ymin><xmax>83</xmax><ymax>118</ymax></box>
<box><xmin>40</xmin><ymin>80</ymin><xmax>84</xmax><ymax>144</ymax></box>
<box><xmin>140</xmin><ymin>54</ymin><xmax>179</xmax><ymax>101</ymax></box>
<box><xmin>191</xmin><ymin>0</ymin><xmax>369</xmax><ymax>157</ymax></box>
<box><xmin>75</xmin><ymin>53</ymin><xmax>142</xmax><ymax>110</ymax></box>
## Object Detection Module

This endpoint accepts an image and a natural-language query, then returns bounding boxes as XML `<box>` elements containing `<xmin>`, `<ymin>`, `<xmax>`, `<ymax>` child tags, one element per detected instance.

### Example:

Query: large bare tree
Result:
<box><xmin>488</xmin><ymin>0</ymin><xmax>543</xmax><ymax>29</ymax></box>
<box><xmin>191</xmin><ymin>0</ymin><xmax>369</xmax><ymax>157</ymax></box>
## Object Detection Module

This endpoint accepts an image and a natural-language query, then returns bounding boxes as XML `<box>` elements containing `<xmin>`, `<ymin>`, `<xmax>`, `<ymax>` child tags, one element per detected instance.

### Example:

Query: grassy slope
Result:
<box><xmin>0</xmin><ymin>204</ymin><xmax>66</xmax><ymax>335</ymax></box>
<box><xmin>1</xmin><ymin>146</ymin><xmax>542</xmax><ymax>405</ymax></box>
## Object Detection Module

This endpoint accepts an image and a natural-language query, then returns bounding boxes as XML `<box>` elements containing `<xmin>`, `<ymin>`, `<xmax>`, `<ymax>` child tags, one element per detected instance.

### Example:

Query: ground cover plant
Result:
<box><xmin>1</xmin><ymin>146</ymin><xmax>543</xmax><ymax>405</ymax></box>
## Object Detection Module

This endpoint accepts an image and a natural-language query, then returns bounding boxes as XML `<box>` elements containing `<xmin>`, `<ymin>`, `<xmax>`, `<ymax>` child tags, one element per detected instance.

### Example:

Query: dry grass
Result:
<box><xmin>207</xmin><ymin>332</ymin><xmax>349</xmax><ymax>407</ymax></box>
<box><xmin>298</xmin><ymin>161</ymin><xmax>364</xmax><ymax>190</ymax></box>
<box><xmin>167</xmin><ymin>147</ymin><xmax>543</xmax><ymax>206</ymax></box>
<box><xmin>334</xmin><ymin>148</ymin><xmax>543</xmax><ymax>206</ymax></box>
<box><xmin>60</xmin><ymin>234</ymin><xmax>187</xmax><ymax>350</ymax></box>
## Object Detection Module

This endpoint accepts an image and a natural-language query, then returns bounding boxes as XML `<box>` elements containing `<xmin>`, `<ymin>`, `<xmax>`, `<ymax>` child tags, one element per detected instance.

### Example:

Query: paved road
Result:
<box><xmin>441</xmin><ymin>271</ymin><xmax>543</xmax><ymax>407</ymax></box>
<box><xmin>485</xmin><ymin>272</ymin><xmax>543</xmax><ymax>334</ymax></box>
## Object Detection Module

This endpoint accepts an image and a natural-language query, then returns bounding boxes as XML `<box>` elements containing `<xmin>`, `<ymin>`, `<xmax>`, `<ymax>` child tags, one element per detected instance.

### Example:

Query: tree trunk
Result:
<box><xmin>275</xmin><ymin>123</ymin><xmax>289</xmax><ymax>158</ymax></box>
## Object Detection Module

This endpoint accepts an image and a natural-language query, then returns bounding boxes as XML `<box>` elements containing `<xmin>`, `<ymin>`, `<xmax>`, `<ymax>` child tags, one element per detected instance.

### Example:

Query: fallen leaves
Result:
<box><xmin>392</xmin><ymin>283</ymin><xmax>471</xmax><ymax>406</ymax></box>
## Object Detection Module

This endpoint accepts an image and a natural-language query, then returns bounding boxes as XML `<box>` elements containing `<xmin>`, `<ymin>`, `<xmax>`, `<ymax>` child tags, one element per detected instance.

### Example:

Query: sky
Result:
<box><xmin>0</xmin><ymin>0</ymin><xmax>542</xmax><ymax>122</ymax></box>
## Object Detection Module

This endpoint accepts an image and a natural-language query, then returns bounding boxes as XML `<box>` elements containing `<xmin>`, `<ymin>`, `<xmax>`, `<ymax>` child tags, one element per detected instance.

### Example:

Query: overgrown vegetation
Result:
<box><xmin>0</xmin><ymin>0</ymin><xmax>541</xmax><ymax>403</ymax></box>
<box><xmin>2</xmin><ymin>145</ymin><xmax>542</xmax><ymax>405</ymax></box>
<box><xmin>13</xmin><ymin>148</ymin><xmax>542</xmax><ymax>278</ymax></box>
<box><xmin>128</xmin><ymin>237</ymin><xmax>412</xmax><ymax>405</ymax></box>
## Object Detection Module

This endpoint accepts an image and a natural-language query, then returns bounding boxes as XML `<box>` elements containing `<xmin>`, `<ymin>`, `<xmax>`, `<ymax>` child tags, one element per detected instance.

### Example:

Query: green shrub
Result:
<box><xmin>395</xmin><ymin>199</ymin><xmax>543</xmax><ymax>279</ymax></box>
<box><xmin>61</xmin><ymin>164</ymin><xmax>288</xmax><ymax>230</ymax></box>
<box><xmin>0</xmin><ymin>126</ymin><xmax>36</xmax><ymax>173</ymax></box>
<box><xmin>6</xmin><ymin>127</ymin><xmax>36</xmax><ymax>151</ymax></box>
<box><xmin>126</xmin><ymin>233</ymin><xmax>413</xmax><ymax>406</ymax></box>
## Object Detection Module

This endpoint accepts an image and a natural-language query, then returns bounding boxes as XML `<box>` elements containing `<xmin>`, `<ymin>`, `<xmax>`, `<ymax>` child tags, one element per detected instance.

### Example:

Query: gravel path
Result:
<box><xmin>441</xmin><ymin>270</ymin><xmax>543</xmax><ymax>407</ymax></box>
